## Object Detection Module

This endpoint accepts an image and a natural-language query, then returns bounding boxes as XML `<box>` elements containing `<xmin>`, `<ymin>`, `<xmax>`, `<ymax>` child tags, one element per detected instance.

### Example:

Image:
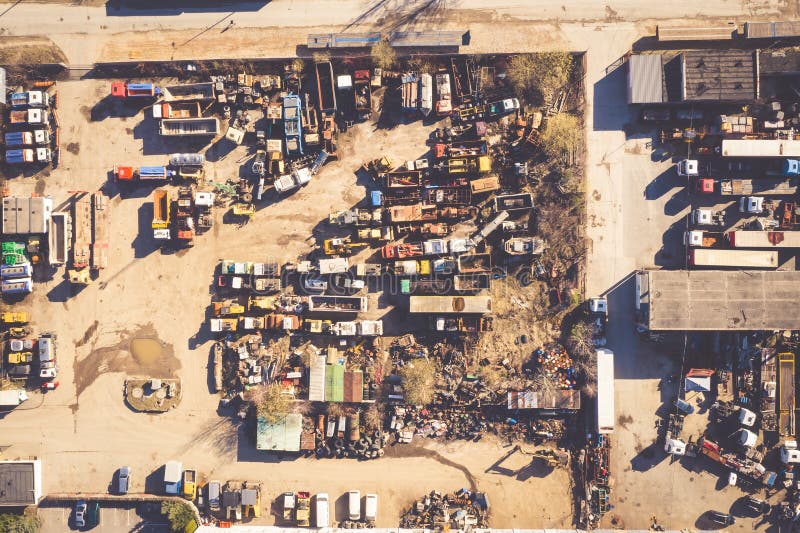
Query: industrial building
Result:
<box><xmin>635</xmin><ymin>270</ymin><xmax>800</xmax><ymax>331</ymax></box>
<box><xmin>256</xmin><ymin>413</ymin><xmax>302</xmax><ymax>452</ymax></box>
<box><xmin>0</xmin><ymin>459</ymin><xmax>42</xmax><ymax>507</ymax></box>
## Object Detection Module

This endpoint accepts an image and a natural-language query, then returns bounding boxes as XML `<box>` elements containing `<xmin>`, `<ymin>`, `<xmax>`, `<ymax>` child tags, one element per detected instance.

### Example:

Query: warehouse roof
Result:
<box><xmin>0</xmin><ymin>460</ymin><xmax>42</xmax><ymax>506</ymax></box>
<box><xmin>642</xmin><ymin>270</ymin><xmax>800</xmax><ymax>331</ymax></box>
<box><xmin>681</xmin><ymin>50</ymin><xmax>757</xmax><ymax>102</ymax></box>
<box><xmin>256</xmin><ymin>413</ymin><xmax>301</xmax><ymax>452</ymax></box>
<box><xmin>627</xmin><ymin>54</ymin><xmax>664</xmax><ymax>104</ymax></box>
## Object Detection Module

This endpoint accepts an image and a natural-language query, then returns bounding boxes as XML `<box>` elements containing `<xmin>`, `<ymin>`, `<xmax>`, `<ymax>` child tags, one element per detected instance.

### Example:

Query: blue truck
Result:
<box><xmin>283</xmin><ymin>94</ymin><xmax>303</xmax><ymax>156</ymax></box>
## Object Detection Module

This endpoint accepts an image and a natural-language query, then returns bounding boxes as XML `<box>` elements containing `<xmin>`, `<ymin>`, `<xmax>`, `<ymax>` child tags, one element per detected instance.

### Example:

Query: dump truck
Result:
<box><xmin>316</xmin><ymin>62</ymin><xmax>337</xmax><ymax>113</ymax></box>
<box><xmin>435</xmin><ymin>72</ymin><xmax>453</xmax><ymax>115</ymax></box>
<box><xmin>458</xmin><ymin>251</ymin><xmax>492</xmax><ymax>273</ymax></box>
<box><xmin>159</xmin><ymin>118</ymin><xmax>219</xmax><ymax>137</ymax></box>
<box><xmin>182</xmin><ymin>469</ymin><xmax>197</xmax><ymax>500</ymax></box>
<box><xmin>10</xmin><ymin>91</ymin><xmax>49</xmax><ymax>107</ymax></box>
<box><xmin>381</xmin><ymin>242</ymin><xmax>423</xmax><ymax>259</ymax></box>
<box><xmin>157</xmin><ymin>102</ymin><xmax>201</xmax><ymax>119</ymax></box>
<box><xmin>357</xmin><ymin>226</ymin><xmax>393</xmax><ymax>241</ymax></box>
<box><xmin>164</xmin><ymin>461</ymin><xmax>182</xmax><ymax>495</ymax></box>
<box><xmin>0</xmin><ymin>389</ymin><xmax>29</xmax><ymax>408</ymax></box>
<box><xmin>174</xmin><ymin>187</ymin><xmax>195</xmax><ymax>246</ymax></box>
<box><xmin>308</xmin><ymin>295</ymin><xmax>368</xmax><ymax>313</ymax></box>
<box><xmin>48</xmin><ymin>211</ymin><xmax>71</xmax><ymax>266</ymax></box>
<box><xmin>92</xmin><ymin>193</ymin><xmax>110</xmax><ymax>270</ymax></box>
<box><xmin>210</xmin><ymin>318</ymin><xmax>238</xmax><ymax>332</ymax></box>
<box><xmin>111</xmin><ymin>82</ymin><xmax>161</xmax><ymax>98</ymax></box>
<box><xmin>283</xmin><ymin>94</ymin><xmax>304</xmax><ymax>155</ymax></box>
<box><xmin>296</xmin><ymin>492</ymin><xmax>311</xmax><ymax>526</ymax></box>
<box><xmin>152</xmin><ymin>189</ymin><xmax>171</xmax><ymax>240</ymax></box>
<box><xmin>446</xmin><ymin>155</ymin><xmax>491</xmax><ymax>175</ymax></box>
<box><xmin>688</xmin><ymin>248</ymin><xmax>778</xmax><ymax>268</ymax></box>
<box><xmin>431</xmin><ymin>316</ymin><xmax>492</xmax><ymax>333</ymax></box>
<box><xmin>354</xmin><ymin>70</ymin><xmax>372</xmax><ymax>119</ymax></box>
<box><xmin>409</xmin><ymin>296</ymin><xmax>492</xmax><ymax>314</ymax></box>
<box><xmin>393</xmin><ymin>259</ymin><xmax>431</xmax><ymax>276</ymax></box>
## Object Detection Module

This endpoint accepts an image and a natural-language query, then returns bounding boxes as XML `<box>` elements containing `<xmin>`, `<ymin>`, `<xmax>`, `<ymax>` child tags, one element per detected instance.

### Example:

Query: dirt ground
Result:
<box><xmin>0</xmin><ymin>78</ymin><xmax>572</xmax><ymax>528</ymax></box>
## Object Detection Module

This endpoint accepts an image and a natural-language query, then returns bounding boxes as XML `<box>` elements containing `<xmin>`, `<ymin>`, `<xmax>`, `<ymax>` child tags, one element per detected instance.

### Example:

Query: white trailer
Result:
<box><xmin>596</xmin><ymin>348</ymin><xmax>615</xmax><ymax>434</ymax></box>
<box><xmin>729</xmin><ymin>230</ymin><xmax>800</xmax><ymax>248</ymax></box>
<box><xmin>48</xmin><ymin>211</ymin><xmax>72</xmax><ymax>266</ymax></box>
<box><xmin>0</xmin><ymin>389</ymin><xmax>28</xmax><ymax>407</ymax></box>
<box><xmin>721</xmin><ymin>139</ymin><xmax>800</xmax><ymax>158</ymax></box>
<box><xmin>689</xmin><ymin>248</ymin><xmax>778</xmax><ymax>268</ymax></box>
<box><xmin>409</xmin><ymin>296</ymin><xmax>492</xmax><ymax>314</ymax></box>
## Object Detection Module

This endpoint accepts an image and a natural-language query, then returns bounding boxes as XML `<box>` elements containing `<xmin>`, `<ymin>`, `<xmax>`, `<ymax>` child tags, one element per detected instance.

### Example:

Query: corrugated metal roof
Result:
<box><xmin>627</xmin><ymin>54</ymin><xmax>663</xmax><ymax>104</ymax></box>
<box><xmin>325</xmin><ymin>365</ymin><xmax>344</xmax><ymax>402</ymax></box>
<box><xmin>2</xmin><ymin>197</ymin><xmax>53</xmax><ymax>235</ymax></box>
<box><xmin>256</xmin><ymin>413</ymin><xmax>302</xmax><ymax>452</ymax></box>
<box><xmin>0</xmin><ymin>68</ymin><xmax>5</xmax><ymax>106</ymax></box>
<box><xmin>746</xmin><ymin>21</ymin><xmax>800</xmax><ymax>39</ymax></box>
<box><xmin>308</xmin><ymin>354</ymin><xmax>326</xmax><ymax>402</ymax></box>
<box><xmin>343</xmin><ymin>370</ymin><xmax>363</xmax><ymax>403</ymax></box>
<box><xmin>507</xmin><ymin>390</ymin><xmax>581</xmax><ymax>410</ymax></box>
<box><xmin>0</xmin><ymin>462</ymin><xmax>36</xmax><ymax>506</ymax></box>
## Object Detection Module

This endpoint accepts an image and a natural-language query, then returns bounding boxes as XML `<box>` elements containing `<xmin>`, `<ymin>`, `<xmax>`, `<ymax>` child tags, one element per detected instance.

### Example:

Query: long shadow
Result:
<box><xmin>643</xmin><ymin>166</ymin><xmax>682</xmax><ymax>201</ymax></box>
<box><xmin>592</xmin><ymin>63</ymin><xmax>633</xmax><ymax>132</ymax></box>
<box><xmin>655</xmin><ymin>219</ymin><xmax>688</xmax><ymax>268</ymax></box>
<box><xmin>91</xmin><ymin>94</ymin><xmax>146</xmax><ymax>122</ymax></box>
<box><xmin>105</xmin><ymin>0</ymin><xmax>269</xmax><ymax>16</ymax></box>
<box><xmin>131</xmin><ymin>202</ymin><xmax>159</xmax><ymax>258</ymax></box>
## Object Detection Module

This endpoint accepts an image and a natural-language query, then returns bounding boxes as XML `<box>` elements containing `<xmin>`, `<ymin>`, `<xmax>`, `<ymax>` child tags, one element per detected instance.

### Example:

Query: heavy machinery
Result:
<box><xmin>1</xmin><ymin>311</ymin><xmax>29</xmax><ymax>324</ymax></box>
<box><xmin>175</xmin><ymin>186</ymin><xmax>195</xmax><ymax>246</ymax></box>
<box><xmin>182</xmin><ymin>469</ymin><xmax>197</xmax><ymax>500</ymax></box>
<box><xmin>322</xmin><ymin>237</ymin><xmax>367</xmax><ymax>256</ymax></box>
<box><xmin>529</xmin><ymin>449</ymin><xmax>569</xmax><ymax>468</ymax></box>
<box><xmin>361</xmin><ymin>155</ymin><xmax>393</xmax><ymax>179</ymax></box>
<box><xmin>296</xmin><ymin>491</ymin><xmax>311</xmax><ymax>526</ymax></box>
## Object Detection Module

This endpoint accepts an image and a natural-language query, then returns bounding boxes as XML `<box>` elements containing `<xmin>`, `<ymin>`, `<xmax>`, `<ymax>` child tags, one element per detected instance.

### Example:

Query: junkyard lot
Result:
<box><xmin>0</xmin><ymin>78</ymin><xmax>573</xmax><ymax>528</ymax></box>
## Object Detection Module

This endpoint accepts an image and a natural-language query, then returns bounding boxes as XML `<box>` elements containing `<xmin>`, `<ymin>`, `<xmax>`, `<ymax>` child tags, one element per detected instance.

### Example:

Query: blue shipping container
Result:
<box><xmin>4</xmin><ymin>132</ymin><xmax>25</xmax><ymax>146</ymax></box>
<box><xmin>139</xmin><ymin>166</ymin><xmax>167</xmax><ymax>179</ymax></box>
<box><xmin>5</xmin><ymin>150</ymin><xmax>25</xmax><ymax>164</ymax></box>
<box><xmin>1</xmin><ymin>262</ymin><xmax>32</xmax><ymax>279</ymax></box>
<box><xmin>1</xmin><ymin>278</ymin><xmax>33</xmax><ymax>294</ymax></box>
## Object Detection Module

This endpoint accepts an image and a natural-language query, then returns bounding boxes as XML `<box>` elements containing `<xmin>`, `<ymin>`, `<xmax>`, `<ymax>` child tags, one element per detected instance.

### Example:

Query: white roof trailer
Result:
<box><xmin>596</xmin><ymin>348</ymin><xmax>615</xmax><ymax>434</ymax></box>
<box><xmin>721</xmin><ymin>139</ymin><xmax>800</xmax><ymax>158</ymax></box>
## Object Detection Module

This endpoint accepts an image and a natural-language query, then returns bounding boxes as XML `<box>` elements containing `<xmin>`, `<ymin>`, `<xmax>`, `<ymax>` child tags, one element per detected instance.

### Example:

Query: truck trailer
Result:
<box><xmin>721</xmin><ymin>139</ymin><xmax>800</xmax><ymax>158</ymax></box>
<box><xmin>689</xmin><ymin>248</ymin><xmax>778</xmax><ymax>268</ymax></box>
<box><xmin>308</xmin><ymin>295</ymin><xmax>368</xmax><ymax>313</ymax></box>
<box><xmin>596</xmin><ymin>348</ymin><xmax>615</xmax><ymax>434</ymax></box>
<box><xmin>152</xmin><ymin>189</ymin><xmax>171</xmax><ymax>240</ymax></box>
<box><xmin>696</xmin><ymin>177</ymin><xmax>800</xmax><ymax>196</ymax></box>
<box><xmin>48</xmin><ymin>211</ymin><xmax>71</xmax><ymax>266</ymax></box>
<box><xmin>0</xmin><ymin>389</ymin><xmax>28</xmax><ymax>408</ymax></box>
<box><xmin>779</xmin><ymin>352</ymin><xmax>796</xmax><ymax>438</ymax></box>
<box><xmin>315</xmin><ymin>62</ymin><xmax>337</xmax><ymax>114</ymax></box>
<box><xmin>92</xmin><ymin>193</ymin><xmax>110</xmax><ymax>270</ymax></box>
<box><xmin>111</xmin><ymin>82</ymin><xmax>161</xmax><ymax>98</ymax></box>
<box><xmin>408</xmin><ymin>295</ymin><xmax>492</xmax><ymax>314</ymax></box>
<box><xmin>159</xmin><ymin>118</ymin><xmax>219</xmax><ymax>137</ymax></box>
<box><xmin>729</xmin><ymin>230</ymin><xmax>800</xmax><ymax>248</ymax></box>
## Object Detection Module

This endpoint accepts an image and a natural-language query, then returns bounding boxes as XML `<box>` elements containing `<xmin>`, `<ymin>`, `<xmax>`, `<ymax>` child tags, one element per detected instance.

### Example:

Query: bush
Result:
<box><xmin>161</xmin><ymin>501</ymin><xmax>194</xmax><ymax>533</ymax></box>
<box><xmin>250</xmin><ymin>383</ymin><xmax>290</xmax><ymax>424</ymax></box>
<box><xmin>541</xmin><ymin>113</ymin><xmax>582</xmax><ymax>166</ymax></box>
<box><xmin>312</xmin><ymin>50</ymin><xmax>331</xmax><ymax>64</ymax></box>
<box><xmin>371</xmin><ymin>40</ymin><xmax>397</xmax><ymax>70</ymax></box>
<box><xmin>507</xmin><ymin>52</ymin><xmax>573</xmax><ymax>105</ymax></box>
<box><xmin>0</xmin><ymin>513</ymin><xmax>40</xmax><ymax>533</ymax></box>
<box><xmin>399</xmin><ymin>359</ymin><xmax>436</xmax><ymax>405</ymax></box>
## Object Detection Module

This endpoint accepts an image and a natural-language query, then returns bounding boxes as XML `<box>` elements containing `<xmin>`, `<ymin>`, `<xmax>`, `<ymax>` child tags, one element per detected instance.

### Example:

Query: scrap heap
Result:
<box><xmin>400</xmin><ymin>489</ymin><xmax>490</xmax><ymax>530</ymax></box>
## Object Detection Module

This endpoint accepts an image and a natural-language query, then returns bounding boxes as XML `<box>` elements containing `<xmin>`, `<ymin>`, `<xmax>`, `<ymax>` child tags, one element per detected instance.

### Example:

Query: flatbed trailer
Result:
<box><xmin>779</xmin><ymin>352</ymin><xmax>795</xmax><ymax>438</ymax></box>
<box><xmin>409</xmin><ymin>295</ymin><xmax>492</xmax><ymax>314</ymax></box>
<box><xmin>308</xmin><ymin>295</ymin><xmax>367</xmax><ymax>313</ymax></box>
<box><xmin>719</xmin><ymin>178</ymin><xmax>799</xmax><ymax>196</ymax></box>
<box><xmin>48</xmin><ymin>211</ymin><xmax>71</xmax><ymax>266</ymax></box>
<box><xmin>423</xmin><ymin>185</ymin><xmax>471</xmax><ymax>205</ymax></box>
<box><xmin>689</xmin><ymin>248</ymin><xmax>778</xmax><ymax>268</ymax></box>
<box><xmin>72</xmin><ymin>194</ymin><xmax>92</xmax><ymax>269</ymax></box>
<box><xmin>91</xmin><ymin>193</ymin><xmax>109</xmax><ymax>270</ymax></box>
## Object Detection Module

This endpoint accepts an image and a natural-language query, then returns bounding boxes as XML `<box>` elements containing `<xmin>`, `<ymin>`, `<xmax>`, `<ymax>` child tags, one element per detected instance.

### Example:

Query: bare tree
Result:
<box><xmin>567</xmin><ymin>321</ymin><xmax>594</xmax><ymax>361</ymax></box>
<box><xmin>363</xmin><ymin>404</ymin><xmax>384</xmax><ymax>430</ymax></box>
<box><xmin>248</xmin><ymin>384</ymin><xmax>290</xmax><ymax>424</ymax></box>
<box><xmin>507</xmin><ymin>52</ymin><xmax>573</xmax><ymax>105</ymax></box>
<box><xmin>399</xmin><ymin>359</ymin><xmax>436</xmax><ymax>405</ymax></box>
<box><xmin>371</xmin><ymin>39</ymin><xmax>397</xmax><ymax>70</ymax></box>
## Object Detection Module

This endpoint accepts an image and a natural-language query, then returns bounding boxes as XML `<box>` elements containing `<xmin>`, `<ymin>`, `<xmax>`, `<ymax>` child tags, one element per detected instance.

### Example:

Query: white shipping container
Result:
<box><xmin>596</xmin><ymin>348</ymin><xmax>615</xmax><ymax>434</ymax></box>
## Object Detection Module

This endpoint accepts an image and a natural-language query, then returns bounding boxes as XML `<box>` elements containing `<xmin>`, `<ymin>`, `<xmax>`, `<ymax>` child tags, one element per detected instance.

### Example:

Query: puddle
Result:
<box><xmin>74</xmin><ymin>324</ymin><xmax>181</xmax><ymax>397</ymax></box>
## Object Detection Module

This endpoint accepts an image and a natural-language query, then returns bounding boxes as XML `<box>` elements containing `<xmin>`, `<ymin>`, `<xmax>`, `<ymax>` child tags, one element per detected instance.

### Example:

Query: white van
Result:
<box><xmin>347</xmin><ymin>490</ymin><xmax>361</xmax><ymax>520</ymax></box>
<box><xmin>364</xmin><ymin>493</ymin><xmax>378</xmax><ymax>522</ymax></box>
<box><xmin>315</xmin><ymin>493</ymin><xmax>329</xmax><ymax>528</ymax></box>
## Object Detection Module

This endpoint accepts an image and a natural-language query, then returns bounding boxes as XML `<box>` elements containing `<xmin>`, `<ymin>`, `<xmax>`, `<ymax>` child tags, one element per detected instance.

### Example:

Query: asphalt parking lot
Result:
<box><xmin>39</xmin><ymin>502</ymin><xmax>168</xmax><ymax>533</ymax></box>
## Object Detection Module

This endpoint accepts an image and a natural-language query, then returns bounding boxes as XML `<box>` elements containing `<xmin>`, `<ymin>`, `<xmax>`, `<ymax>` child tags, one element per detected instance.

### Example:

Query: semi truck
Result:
<box><xmin>696</xmin><ymin>177</ymin><xmax>800</xmax><ymax>195</ymax></box>
<box><xmin>779</xmin><ymin>352</ymin><xmax>796</xmax><ymax>438</ymax></box>
<box><xmin>152</xmin><ymin>189</ymin><xmax>171</xmax><ymax>240</ymax></box>
<box><xmin>10</xmin><ymin>108</ymin><xmax>46</xmax><ymax>125</ymax></box>
<box><xmin>688</xmin><ymin>249</ymin><xmax>778</xmax><ymax>268</ymax></box>
<box><xmin>4</xmin><ymin>130</ymin><xmax>49</xmax><ymax>147</ymax></box>
<box><xmin>5</xmin><ymin>148</ymin><xmax>51</xmax><ymax>164</ymax></box>
<box><xmin>114</xmin><ymin>165</ymin><xmax>174</xmax><ymax>182</ymax></box>
<box><xmin>283</xmin><ymin>94</ymin><xmax>304</xmax><ymax>156</ymax></box>
<box><xmin>596</xmin><ymin>348</ymin><xmax>615</xmax><ymax>434</ymax></box>
<box><xmin>684</xmin><ymin>230</ymin><xmax>725</xmax><ymax>247</ymax></box>
<box><xmin>48</xmin><ymin>211</ymin><xmax>71</xmax><ymax>266</ymax></box>
<box><xmin>728</xmin><ymin>230</ymin><xmax>800</xmax><ymax>248</ymax></box>
<box><xmin>159</xmin><ymin>118</ymin><xmax>219</xmax><ymax>137</ymax></box>
<box><xmin>10</xmin><ymin>91</ymin><xmax>49</xmax><ymax>107</ymax></box>
<box><xmin>111</xmin><ymin>82</ymin><xmax>161</xmax><ymax>98</ymax></box>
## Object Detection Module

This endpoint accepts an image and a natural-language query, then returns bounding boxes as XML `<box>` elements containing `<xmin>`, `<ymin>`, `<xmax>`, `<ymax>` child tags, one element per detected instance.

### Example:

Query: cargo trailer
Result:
<box><xmin>689</xmin><ymin>248</ymin><xmax>778</xmax><ymax>268</ymax></box>
<box><xmin>48</xmin><ymin>211</ymin><xmax>71</xmax><ymax>266</ymax></box>
<box><xmin>159</xmin><ymin>118</ymin><xmax>219</xmax><ymax>137</ymax></box>
<box><xmin>408</xmin><ymin>295</ymin><xmax>491</xmax><ymax>314</ymax></box>
<box><xmin>596</xmin><ymin>348</ymin><xmax>615</xmax><ymax>434</ymax></box>
<box><xmin>728</xmin><ymin>230</ymin><xmax>800</xmax><ymax>248</ymax></box>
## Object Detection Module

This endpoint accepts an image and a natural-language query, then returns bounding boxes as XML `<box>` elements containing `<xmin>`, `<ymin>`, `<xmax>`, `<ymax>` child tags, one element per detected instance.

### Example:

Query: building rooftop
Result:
<box><xmin>640</xmin><ymin>270</ymin><xmax>800</xmax><ymax>331</ymax></box>
<box><xmin>627</xmin><ymin>54</ymin><xmax>664</xmax><ymax>104</ymax></box>
<box><xmin>2</xmin><ymin>197</ymin><xmax>53</xmax><ymax>235</ymax></box>
<box><xmin>681</xmin><ymin>50</ymin><xmax>757</xmax><ymax>102</ymax></box>
<box><xmin>0</xmin><ymin>460</ymin><xmax>42</xmax><ymax>507</ymax></box>
<box><xmin>256</xmin><ymin>413</ymin><xmax>302</xmax><ymax>452</ymax></box>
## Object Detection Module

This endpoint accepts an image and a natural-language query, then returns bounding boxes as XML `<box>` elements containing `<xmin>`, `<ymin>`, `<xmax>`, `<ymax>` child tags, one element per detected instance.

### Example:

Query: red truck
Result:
<box><xmin>381</xmin><ymin>242</ymin><xmax>424</xmax><ymax>259</ymax></box>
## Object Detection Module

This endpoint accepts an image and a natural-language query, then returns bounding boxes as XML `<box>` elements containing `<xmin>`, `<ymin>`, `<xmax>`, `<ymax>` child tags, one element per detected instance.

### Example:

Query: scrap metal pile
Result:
<box><xmin>400</xmin><ymin>489</ymin><xmax>490</xmax><ymax>530</ymax></box>
<box><xmin>311</xmin><ymin>412</ymin><xmax>386</xmax><ymax>459</ymax></box>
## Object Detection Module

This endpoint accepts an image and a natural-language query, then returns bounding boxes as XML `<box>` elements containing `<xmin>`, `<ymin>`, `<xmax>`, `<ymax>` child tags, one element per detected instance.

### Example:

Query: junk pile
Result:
<box><xmin>400</xmin><ymin>489</ymin><xmax>490</xmax><ymax>529</ymax></box>
<box><xmin>313</xmin><ymin>412</ymin><xmax>386</xmax><ymax>459</ymax></box>
<box><xmin>389</xmin><ymin>405</ymin><xmax>566</xmax><ymax>444</ymax></box>
<box><xmin>534</xmin><ymin>346</ymin><xmax>577</xmax><ymax>389</ymax></box>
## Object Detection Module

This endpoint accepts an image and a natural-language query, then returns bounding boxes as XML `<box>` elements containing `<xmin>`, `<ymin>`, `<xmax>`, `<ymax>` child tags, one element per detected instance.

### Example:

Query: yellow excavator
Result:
<box><xmin>322</xmin><ymin>237</ymin><xmax>367</xmax><ymax>256</ymax></box>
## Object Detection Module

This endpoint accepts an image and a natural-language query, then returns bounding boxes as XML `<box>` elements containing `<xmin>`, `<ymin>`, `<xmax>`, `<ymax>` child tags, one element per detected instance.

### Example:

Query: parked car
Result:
<box><xmin>364</xmin><ymin>493</ymin><xmax>378</xmax><ymax>522</ymax></box>
<box><xmin>118</xmin><ymin>466</ymin><xmax>131</xmax><ymax>494</ymax></box>
<box><xmin>208</xmin><ymin>480</ymin><xmax>221</xmax><ymax>511</ymax></box>
<box><xmin>315</xmin><ymin>493</ymin><xmax>329</xmax><ymax>528</ymax></box>
<box><xmin>74</xmin><ymin>500</ymin><xmax>87</xmax><ymax>528</ymax></box>
<box><xmin>675</xmin><ymin>398</ymin><xmax>695</xmax><ymax>415</ymax></box>
<box><xmin>347</xmin><ymin>490</ymin><xmax>361</xmax><ymax>520</ymax></box>
<box><xmin>303</xmin><ymin>276</ymin><xmax>328</xmax><ymax>292</ymax></box>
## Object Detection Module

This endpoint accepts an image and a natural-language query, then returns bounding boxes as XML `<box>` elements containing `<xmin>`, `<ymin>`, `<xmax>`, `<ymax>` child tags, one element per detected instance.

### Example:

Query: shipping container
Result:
<box><xmin>48</xmin><ymin>211</ymin><xmax>71</xmax><ymax>266</ymax></box>
<box><xmin>408</xmin><ymin>295</ymin><xmax>491</xmax><ymax>314</ymax></box>
<box><xmin>721</xmin><ymin>139</ymin><xmax>800</xmax><ymax>158</ymax></box>
<box><xmin>159</xmin><ymin>118</ymin><xmax>219</xmax><ymax>137</ymax></box>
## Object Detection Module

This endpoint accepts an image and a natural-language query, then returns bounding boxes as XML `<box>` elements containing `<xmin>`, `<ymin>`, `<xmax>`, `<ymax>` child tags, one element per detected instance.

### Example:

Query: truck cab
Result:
<box><xmin>739</xmin><ymin>196</ymin><xmax>764</xmax><ymax>214</ymax></box>
<box><xmin>38</xmin><ymin>333</ymin><xmax>57</xmax><ymax>380</ymax></box>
